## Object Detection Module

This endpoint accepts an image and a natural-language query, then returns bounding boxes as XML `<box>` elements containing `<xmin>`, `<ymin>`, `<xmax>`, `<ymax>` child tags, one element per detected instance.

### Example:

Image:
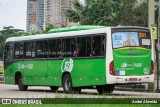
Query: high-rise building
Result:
<box><xmin>26</xmin><ymin>0</ymin><xmax>44</xmax><ymax>33</ymax></box>
<box><xmin>44</xmin><ymin>0</ymin><xmax>72</xmax><ymax>28</ymax></box>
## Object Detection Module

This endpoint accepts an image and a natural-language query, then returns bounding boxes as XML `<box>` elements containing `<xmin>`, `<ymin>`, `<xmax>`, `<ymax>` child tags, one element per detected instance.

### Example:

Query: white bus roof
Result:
<box><xmin>5</xmin><ymin>26</ymin><xmax>149</xmax><ymax>43</ymax></box>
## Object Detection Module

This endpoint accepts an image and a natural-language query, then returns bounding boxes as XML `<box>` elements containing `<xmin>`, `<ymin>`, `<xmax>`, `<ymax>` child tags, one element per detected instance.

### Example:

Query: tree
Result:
<box><xmin>65</xmin><ymin>0</ymin><xmax>148</xmax><ymax>27</ymax></box>
<box><xmin>0</xmin><ymin>26</ymin><xmax>29</xmax><ymax>60</ymax></box>
<box><xmin>45</xmin><ymin>23</ymin><xmax>55</xmax><ymax>33</ymax></box>
<box><xmin>0</xmin><ymin>26</ymin><xmax>24</xmax><ymax>35</ymax></box>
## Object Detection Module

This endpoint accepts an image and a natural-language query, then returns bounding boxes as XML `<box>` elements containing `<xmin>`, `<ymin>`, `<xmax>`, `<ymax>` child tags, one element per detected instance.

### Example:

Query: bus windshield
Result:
<box><xmin>112</xmin><ymin>31</ymin><xmax>151</xmax><ymax>49</ymax></box>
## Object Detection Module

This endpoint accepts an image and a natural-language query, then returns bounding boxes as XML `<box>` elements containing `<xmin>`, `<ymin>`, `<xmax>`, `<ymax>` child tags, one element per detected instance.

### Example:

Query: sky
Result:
<box><xmin>0</xmin><ymin>0</ymin><xmax>27</xmax><ymax>31</ymax></box>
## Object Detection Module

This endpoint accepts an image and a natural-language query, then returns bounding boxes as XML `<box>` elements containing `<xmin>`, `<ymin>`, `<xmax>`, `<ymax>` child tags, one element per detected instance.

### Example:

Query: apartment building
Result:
<box><xmin>26</xmin><ymin>0</ymin><xmax>44</xmax><ymax>33</ymax></box>
<box><xmin>44</xmin><ymin>0</ymin><xmax>72</xmax><ymax>28</ymax></box>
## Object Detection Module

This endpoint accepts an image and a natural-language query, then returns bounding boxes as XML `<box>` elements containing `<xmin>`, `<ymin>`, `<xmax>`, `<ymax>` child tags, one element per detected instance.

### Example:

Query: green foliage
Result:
<box><xmin>66</xmin><ymin>0</ymin><xmax>148</xmax><ymax>27</ymax></box>
<box><xmin>45</xmin><ymin>23</ymin><xmax>55</xmax><ymax>33</ymax></box>
<box><xmin>0</xmin><ymin>26</ymin><xmax>24</xmax><ymax>35</ymax></box>
<box><xmin>0</xmin><ymin>26</ymin><xmax>29</xmax><ymax>60</ymax></box>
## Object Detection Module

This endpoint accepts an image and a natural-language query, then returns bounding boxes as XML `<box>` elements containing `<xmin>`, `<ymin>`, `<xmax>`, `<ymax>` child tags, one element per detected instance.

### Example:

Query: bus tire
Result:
<box><xmin>73</xmin><ymin>87</ymin><xmax>81</xmax><ymax>94</ymax></box>
<box><xmin>96</xmin><ymin>85</ymin><xmax>114</xmax><ymax>94</ymax></box>
<box><xmin>107</xmin><ymin>84</ymin><xmax>114</xmax><ymax>93</ymax></box>
<box><xmin>50</xmin><ymin>86</ymin><xmax>59</xmax><ymax>91</ymax></box>
<box><xmin>62</xmin><ymin>74</ymin><xmax>73</xmax><ymax>94</ymax></box>
<box><xmin>17</xmin><ymin>75</ymin><xmax>28</xmax><ymax>91</ymax></box>
<box><xmin>96</xmin><ymin>85</ymin><xmax>105</xmax><ymax>94</ymax></box>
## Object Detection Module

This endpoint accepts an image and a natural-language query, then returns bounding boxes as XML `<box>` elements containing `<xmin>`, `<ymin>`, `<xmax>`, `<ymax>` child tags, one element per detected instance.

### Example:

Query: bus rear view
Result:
<box><xmin>107</xmin><ymin>27</ymin><xmax>154</xmax><ymax>84</ymax></box>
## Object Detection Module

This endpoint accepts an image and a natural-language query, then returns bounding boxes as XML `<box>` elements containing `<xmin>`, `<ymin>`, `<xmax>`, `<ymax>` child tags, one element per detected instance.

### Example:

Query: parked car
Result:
<box><xmin>0</xmin><ymin>61</ymin><xmax>3</xmax><ymax>74</ymax></box>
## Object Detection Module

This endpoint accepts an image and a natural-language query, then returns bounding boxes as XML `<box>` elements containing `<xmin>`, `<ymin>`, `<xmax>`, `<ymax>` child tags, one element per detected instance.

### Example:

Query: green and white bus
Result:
<box><xmin>3</xmin><ymin>26</ymin><xmax>154</xmax><ymax>94</ymax></box>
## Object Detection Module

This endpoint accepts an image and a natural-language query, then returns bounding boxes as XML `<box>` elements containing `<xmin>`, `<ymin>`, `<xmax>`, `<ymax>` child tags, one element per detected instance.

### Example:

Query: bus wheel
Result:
<box><xmin>96</xmin><ymin>85</ymin><xmax>114</xmax><ymax>94</ymax></box>
<box><xmin>96</xmin><ymin>85</ymin><xmax>105</xmax><ymax>94</ymax></box>
<box><xmin>50</xmin><ymin>86</ymin><xmax>59</xmax><ymax>91</ymax></box>
<box><xmin>17</xmin><ymin>75</ymin><xmax>28</xmax><ymax>91</ymax></box>
<box><xmin>73</xmin><ymin>87</ymin><xmax>81</xmax><ymax>94</ymax></box>
<box><xmin>106</xmin><ymin>84</ymin><xmax>114</xmax><ymax>93</ymax></box>
<box><xmin>62</xmin><ymin>74</ymin><xmax>73</xmax><ymax>94</ymax></box>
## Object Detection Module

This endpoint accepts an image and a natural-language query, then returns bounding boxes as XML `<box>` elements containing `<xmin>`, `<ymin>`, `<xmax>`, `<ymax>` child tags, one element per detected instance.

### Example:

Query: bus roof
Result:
<box><xmin>6</xmin><ymin>26</ymin><xmax>107</xmax><ymax>43</ymax></box>
<box><xmin>48</xmin><ymin>25</ymin><xmax>106</xmax><ymax>33</ymax></box>
<box><xmin>5</xmin><ymin>26</ymin><xmax>149</xmax><ymax>43</ymax></box>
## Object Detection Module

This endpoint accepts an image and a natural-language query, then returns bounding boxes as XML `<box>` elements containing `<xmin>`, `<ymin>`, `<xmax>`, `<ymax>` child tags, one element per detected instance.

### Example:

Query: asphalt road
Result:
<box><xmin>0</xmin><ymin>74</ymin><xmax>160</xmax><ymax>98</ymax></box>
<box><xmin>0</xmin><ymin>84</ymin><xmax>160</xmax><ymax>98</ymax></box>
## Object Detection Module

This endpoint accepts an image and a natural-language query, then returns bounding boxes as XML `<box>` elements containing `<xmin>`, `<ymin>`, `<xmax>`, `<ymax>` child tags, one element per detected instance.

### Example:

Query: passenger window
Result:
<box><xmin>92</xmin><ymin>35</ymin><xmax>105</xmax><ymax>56</ymax></box>
<box><xmin>14</xmin><ymin>42</ymin><xmax>24</xmax><ymax>59</ymax></box>
<box><xmin>36</xmin><ymin>40</ymin><xmax>48</xmax><ymax>58</ymax></box>
<box><xmin>62</xmin><ymin>38</ymin><xmax>71</xmax><ymax>57</ymax></box>
<box><xmin>49</xmin><ymin>39</ymin><xmax>61</xmax><ymax>58</ymax></box>
<box><xmin>24</xmin><ymin>42</ymin><xmax>35</xmax><ymax>59</ymax></box>
<box><xmin>70</xmin><ymin>38</ymin><xmax>76</xmax><ymax>57</ymax></box>
<box><xmin>76</xmin><ymin>36</ymin><xmax>91</xmax><ymax>57</ymax></box>
<box><xmin>77</xmin><ymin>37</ymin><xmax>86</xmax><ymax>57</ymax></box>
<box><xmin>86</xmin><ymin>36</ymin><xmax>91</xmax><ymax>57</ymax></box>
<box><xmin>4</xmin><ymin>44</ymin><xmax>13</xmax><ymax>61</ymax></box>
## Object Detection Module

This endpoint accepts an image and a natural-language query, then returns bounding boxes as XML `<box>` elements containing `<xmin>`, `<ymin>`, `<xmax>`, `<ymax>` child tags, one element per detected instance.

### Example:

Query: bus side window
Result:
<box><xmin>70</xmin><ymin>38</ymin><xmax>75</xmax><ymax>57</ymax></box>
<box><xmin>14</xmin><ymin>42</ymin><xmax>24</xmax><ymax>59</ymax></box>
<box><xmin>36</xmin><ymin>41</ymin><xmax>43</xmax><ymax>58</ymax></box>
<box><xmin>24</xmin><ymin>42</ymin><xmax>35</xmax><ymax>59</ymax></box>
<box><xmin>86</xmin><ymin>36</ymin><xmax>91</xmax><ymax>57</ymax></box>
<box><xmin>49</xmin><ymin>39</ymin><xmax>56</xmax><ymax>58</ymax></box>
<box><xmin>76</xmin><ymin>36</ymin><xmax>90</xmax><ymax>57</ymax></box>
<box><xmin>62</xmin><ymin>38</ymin><xmax>71</xmax><ymax>57</ymax></box>
<box><xmin>101</xmin><ymin>35</ymin><xmax>105</xmax><ymax>56</ymax></box>
<box><xmin>36</xmin><ymin>41</ymin><xmax>48</xmax><ymax>58</ymax></box>
<box><xmin>4</xmin><ymin>44</ymin><xmax>13</xmax><ymax>62</ymax></box>
<box><xmin>92</xmin><ymin>35</ymin><xmax>105</xmax><ymax>57</ymax></box>
<box><xmin>77</xmin><ymin>37</ymin><xmax>86</xmax><ymax>57</ymax></box>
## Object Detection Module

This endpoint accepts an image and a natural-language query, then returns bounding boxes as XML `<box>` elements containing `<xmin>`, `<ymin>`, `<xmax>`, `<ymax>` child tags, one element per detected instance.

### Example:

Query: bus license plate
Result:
<box><xmin>129</xmin><ymin>78</ymin><xmax>137</xmax><ymax>82</ymax></box>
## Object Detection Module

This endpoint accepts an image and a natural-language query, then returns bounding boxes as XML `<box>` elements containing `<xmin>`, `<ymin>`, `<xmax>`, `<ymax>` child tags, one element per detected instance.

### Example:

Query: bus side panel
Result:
<box><xmin>4</xmin><ymin>64</ymin><xmax>15</xmax><ymax>84</ymax></box>
<box><xmin>23</xmin><ymin>60</ymin><xmax>51</xmax><ymax>86</ymax></box>
<box><xmin>4</xmin><ymin>61</ymin><xmax>23</xmax><ymax>85</ymax></box>
<box><xmin>71</xmin><ymin>59</ymin><xmax>106</xmax><ymax>87</ymax></box>
<box><xmin>47</xmin><ymin>60</ymin><xmax>62</xmax><ymax>86</ymax></box>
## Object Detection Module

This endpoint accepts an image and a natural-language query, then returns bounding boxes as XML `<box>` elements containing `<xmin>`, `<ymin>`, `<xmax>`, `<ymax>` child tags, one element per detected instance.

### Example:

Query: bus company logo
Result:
<box><xmin>61</xmin><ymin>58</ymin><xmax>73</xmax><ymax>72</ymax></box>
<box><xmin>121</xmin><ymin>63</ymin><xmax>127</xmax><ymax>68</ymax></box>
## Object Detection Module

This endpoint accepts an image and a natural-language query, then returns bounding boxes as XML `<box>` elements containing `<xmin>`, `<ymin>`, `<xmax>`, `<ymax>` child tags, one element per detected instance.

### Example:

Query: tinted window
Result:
<box><xmin>49</xmin><ymin>39</ymin><xmax>61</xmax><ymax>58</ymax></box>
<box><xmin>70</xmin><ymin>38</ymin><xmax>76</xmax><ymax>57</ymax></box>
<box><xmin>77</xmin><ymin>37</ymin><xmax>86</xmax><ymax>57</ymax></box>
<box><xmin>92</xmin><ymin>35</ymin><xmax>105</xmax><ymax>56</ymax></box>
<box><xmin>36</xmin><ymin>40</ymin><xmax>48</xmax><ymax>58</ymax></box>
<box><xmin>24</xmin><ymin>42</ymin><xmax>35</xmax><ymax>59</ymax></box>
<box><xmin>62</xmin><ymin>38</ymin><xmax>71</xmax><ymax>57</ymax></box>
<box><xmin>4</xmin><ymin>44</ymin><xmax>13</xmax><ymax>61</ymax></box>
<box><xmin>62</xmin><ymin>38</ymin><xmax>76</xmax><ymax>57</ymax></box>
<box><xmin>14</xmin><ymin>42</ymin><xmax>23</xmax><ymax>59</ymax></box>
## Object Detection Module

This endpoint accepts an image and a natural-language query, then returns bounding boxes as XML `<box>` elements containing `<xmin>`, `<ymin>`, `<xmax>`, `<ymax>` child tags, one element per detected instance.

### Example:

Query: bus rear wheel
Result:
<box><xmin>50</xmin><ymin>86</ymin><xmax>59</xmax><ymax>91</ymax></box>
<box><xmin>96</xmin><ymin>85</ymin><xmax>114</xmax><ymax>94</ymax></box>
<box><xmin>73</xmin><ymin>87</ymin><xmax>81</xmax><ymax>94</ymax></box>
<box><xmin>62</xmin><ymin>74</ymin><xmax>73</xmax><ymax>94</ymax></box>
<box><xmin>17</xmin><ymin>75</ymin><xmax>28</xmax><ymax>91</ymax></box>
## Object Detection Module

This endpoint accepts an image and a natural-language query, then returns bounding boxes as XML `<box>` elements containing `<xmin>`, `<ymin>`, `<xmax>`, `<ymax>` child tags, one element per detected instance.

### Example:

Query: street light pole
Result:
<box><xmin>156</xmin><ymin>0</ymin><xmax>160</xmax><ymax>92</ymax></box>
<box><xmin>148</xmin><ymin>0</ymin><xmax>155</xmax><ymax>91</ymax></box>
